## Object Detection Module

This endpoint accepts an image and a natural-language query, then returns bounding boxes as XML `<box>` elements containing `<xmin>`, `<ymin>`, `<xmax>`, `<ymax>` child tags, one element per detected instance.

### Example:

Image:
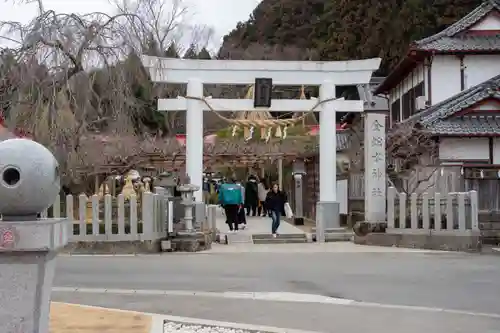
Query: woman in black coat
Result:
<box><xmin>265</xmin><ymin>183</ymin><xmax>288</xmax><ymax>237</ymax></box>
<box><xmin>245</xmin><ymin>175</ymin><xmax>259</xmax><ymax>216</ymax></box>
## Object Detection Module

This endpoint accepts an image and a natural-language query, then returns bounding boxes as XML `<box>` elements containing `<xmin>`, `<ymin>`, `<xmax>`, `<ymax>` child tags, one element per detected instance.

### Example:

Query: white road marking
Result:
<box><xmin>52</xmin><ymin>287</ymin><xmax>500</xmax><ymax>319</ymax></box>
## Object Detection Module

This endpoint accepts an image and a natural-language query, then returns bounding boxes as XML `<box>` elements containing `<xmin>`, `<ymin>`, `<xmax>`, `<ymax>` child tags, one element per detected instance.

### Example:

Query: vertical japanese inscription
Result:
<box><xmin>369</xmin><ymin>116</ymin><xmax>385</xmax><ymax>198</ymax></box>
<box><xmin>364</xmin><ymin>113</ymin><xmax>387</xmax><ymax>221</ymax></box>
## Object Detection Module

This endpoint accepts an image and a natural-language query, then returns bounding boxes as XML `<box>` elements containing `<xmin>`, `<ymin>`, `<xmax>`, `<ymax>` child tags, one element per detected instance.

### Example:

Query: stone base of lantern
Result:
<box><xmin>170</xmin><ymin>231</ymin><xmax>213</xmax><ymax>252</ymax></box>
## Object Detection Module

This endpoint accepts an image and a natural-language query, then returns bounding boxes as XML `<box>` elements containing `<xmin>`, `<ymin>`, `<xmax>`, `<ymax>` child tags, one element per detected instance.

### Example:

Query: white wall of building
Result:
<box><xmin>439</xmin><ymin>137</ymin><xmax>489</xmax><ymax>161</ymax></box>
<box><xmin>430</xmin><ymin>55</ymin><xmax>462</xmax><ymax>104</ymax></box>
<box><xmin>493</xmin><ymin>138</ymin><xmax>500</xmax><ymax>164</ymax></box>
<box><xmin>430</xmin><ymin>54</ymin><xmax>500</xmax><ymax>103</ymax></box>
<box><xmin>388</xmin><ymin>63</ymin><xmax>426</xmax><ymax>104</ymax></box>
<box><xmin>469</xmin><ymin>13</ymin><xmax>500</xmax><ymax>30</ymax></box>
<box><xmin>463</xmin><ymin>54</ymin><xmax>500</xmax><ymax>89</ymax></box>
<box><xmin>388</xmin><ymin>53</ymin><xmax>500</xmax><ymax>118</ymax></box>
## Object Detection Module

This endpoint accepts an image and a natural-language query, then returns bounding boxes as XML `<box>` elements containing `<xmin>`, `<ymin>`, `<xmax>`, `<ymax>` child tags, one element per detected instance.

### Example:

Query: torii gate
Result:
<box><xmin>142</xmin><ymin>56</ymin><xmax>381</xmax><ymax>230</ymax></box>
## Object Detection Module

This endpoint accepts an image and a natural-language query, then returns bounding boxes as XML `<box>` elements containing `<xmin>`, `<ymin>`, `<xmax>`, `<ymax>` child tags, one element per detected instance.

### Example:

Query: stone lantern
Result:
<box><xmin>156</xmin><ymin>171</ymin><xmax>177</xmax><ymax>197</ymax></box>
<box><xmin>0</xmin><ymin>138</ymin><xmax>70</xmax><ymax>333</ymax></box>
<box><xmin>292</xmin><ymin>159</ymin><xmax>306</xmax><ymax>226</ymax></box>
<box><xmin>176</xmin><ymin>174</ymin><xmax>200</xmax><ymax>232</ymax></box>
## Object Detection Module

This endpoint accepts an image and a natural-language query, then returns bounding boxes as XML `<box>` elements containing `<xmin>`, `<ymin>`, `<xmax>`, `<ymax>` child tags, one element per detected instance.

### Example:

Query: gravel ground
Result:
<box><xmin>164</xmin><ymin>321</ymin><xmax>263</xmax><ymax>333</ymax></box>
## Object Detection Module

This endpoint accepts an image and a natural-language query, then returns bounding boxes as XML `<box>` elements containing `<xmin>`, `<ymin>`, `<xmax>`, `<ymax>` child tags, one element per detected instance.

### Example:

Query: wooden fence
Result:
<box><xmin>387</xmin><ymin>187</ymin><xmax>479</xmax><ymax>232</ymax></box>
<box><xmin>42</xmin><ymin>191</ymin><xmax>167</xmax><ymax>242</ymax></box>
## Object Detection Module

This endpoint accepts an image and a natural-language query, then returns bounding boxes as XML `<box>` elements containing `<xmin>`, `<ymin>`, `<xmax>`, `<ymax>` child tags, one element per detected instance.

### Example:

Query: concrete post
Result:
<box><xmin>318</xmin><ymin>80</ymin><xmax>340</xmax><ymax>230</ymax></box>
<box><xmin>186</xmin><ymin>79</ymin><xmax>204</xmax><ymax>203</ymax></box>
<box><xmin>0</xmin><ymin>138</ymin><xmax>69</xmax><ymax>333</ymax></box>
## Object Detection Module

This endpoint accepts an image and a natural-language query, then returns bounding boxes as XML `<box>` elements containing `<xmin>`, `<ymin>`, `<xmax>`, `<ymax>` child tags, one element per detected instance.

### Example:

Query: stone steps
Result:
<box><xmin>225</xmin><ymin>233</ymin><xmax>253</xmax><ymax>244</ymax></box>
<box><xmin>311</xmin><ymin>228</ymin><xmax>353</xmax><ymax>242</ymax></box>
<box><xmin>251</xmin><ymin>233</ymin><xmax>308</xmax><ymax>244</ymax></box>
<box><xmin>479</xmin><ymin>221</ymin><xmax>500</xmax><ymax>245</ymax></box>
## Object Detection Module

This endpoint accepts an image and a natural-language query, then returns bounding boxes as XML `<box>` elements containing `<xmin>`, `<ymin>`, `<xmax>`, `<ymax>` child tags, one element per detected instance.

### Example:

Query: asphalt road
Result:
<box><xmin>52</xmin><ymin>247</ymin><xmax>500</xmax><ymax>332</ymax></box>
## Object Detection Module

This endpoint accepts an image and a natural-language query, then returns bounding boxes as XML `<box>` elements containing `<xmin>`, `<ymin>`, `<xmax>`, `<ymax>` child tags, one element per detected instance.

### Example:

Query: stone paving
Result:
<box><xmin>206</xmin><ymin>242</ymin><xmax>445</xmax><ymax>253</ymax></box>
<box><xmin>215</xmin><ymin>206</ymin><xmax>305</xmax><ymax>235</ymax></box>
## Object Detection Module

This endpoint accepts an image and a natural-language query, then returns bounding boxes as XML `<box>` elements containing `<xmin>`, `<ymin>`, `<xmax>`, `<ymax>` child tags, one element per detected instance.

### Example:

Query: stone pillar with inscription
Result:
<box><xmin>0</xmin><ymin>138</ymin><xmax>69</xmax><ymax>333</ymax></box>
<box><xmin>364</xmin><ymin>113</ymin><xmax>387</xmax><ymax>223</ymax></box>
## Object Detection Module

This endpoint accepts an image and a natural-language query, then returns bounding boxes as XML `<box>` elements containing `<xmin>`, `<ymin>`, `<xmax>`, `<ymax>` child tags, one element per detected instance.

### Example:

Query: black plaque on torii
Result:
<box><xmin>254</xmin><ymin>78</ymin><xmax>272</xmax><ymax>108</ymax></box>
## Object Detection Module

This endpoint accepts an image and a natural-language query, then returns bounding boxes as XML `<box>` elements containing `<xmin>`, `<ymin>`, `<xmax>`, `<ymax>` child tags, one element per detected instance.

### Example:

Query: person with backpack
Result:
<box><xmin>218</xmin><ymin>178</ymin><xmax>244</xmax><ymax>232</ymax></box>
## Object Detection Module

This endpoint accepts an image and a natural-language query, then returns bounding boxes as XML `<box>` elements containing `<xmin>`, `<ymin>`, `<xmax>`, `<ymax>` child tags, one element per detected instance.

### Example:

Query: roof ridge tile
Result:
<box><xmin>414</xmin><ymin>0</ymin><xmax>500</xmax><ymax>47</ymax></box>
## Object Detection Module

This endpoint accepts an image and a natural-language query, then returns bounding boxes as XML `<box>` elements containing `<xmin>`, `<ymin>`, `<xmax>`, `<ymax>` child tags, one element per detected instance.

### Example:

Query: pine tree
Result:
<box><xmin>197</xmin><ymin>47</ymin><xmax>212</xmax><ymax>59</ymax></box>
<box><xmin>183</xmin><ymin>44</ymin><xmax>198</xmax><ymax>59</ymax></box>
<box><xmin>219</xmin><ymin>0</ymin><xmax>484</xmax><ymax>75</ymax></box>
<box><xmin>164</xmin><ymin>43</ymin><xmax>180</xmax><ymax>58</ymax></box>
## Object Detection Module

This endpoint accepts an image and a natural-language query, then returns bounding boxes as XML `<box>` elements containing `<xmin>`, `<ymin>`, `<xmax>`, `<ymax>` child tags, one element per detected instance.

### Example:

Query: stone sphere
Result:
<box><xmin>0</xmin><ymin>139</ymin><xmax>60</xmax><ymax>217</ymax></box>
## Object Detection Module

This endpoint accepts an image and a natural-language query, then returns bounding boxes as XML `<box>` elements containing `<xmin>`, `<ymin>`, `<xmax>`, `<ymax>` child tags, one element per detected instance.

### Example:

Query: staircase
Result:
<box><xmin>252</xmin><ymin>233</ymin><xmax>308</xmax><ymax>244</ymax></box>
<box><xmin>224</xmin><ymin>232</ymin><xmax>253</xmax><ymax>244</ymax></box>
<box><xmin>479</xmin><ymin>213</ymin><xmax>500</xmax><ymax>245</ymax></box>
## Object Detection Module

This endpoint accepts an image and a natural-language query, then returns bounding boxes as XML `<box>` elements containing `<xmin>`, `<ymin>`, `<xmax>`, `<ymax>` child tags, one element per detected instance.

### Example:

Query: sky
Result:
<box><xmin>0</xmin><ymin>0</ymin><xmax>261</xmax><ymax>51</ymax></box>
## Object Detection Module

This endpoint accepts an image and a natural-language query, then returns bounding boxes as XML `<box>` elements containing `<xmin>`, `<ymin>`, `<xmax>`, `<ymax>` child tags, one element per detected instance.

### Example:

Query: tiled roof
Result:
<box><xmin>418</xmin><ymin>75</ymin><xmax>500</xmax><ymax>125</ymax></box>
<box><xmin>403</xmin><ymin>74</ymin><xmax>500</xmax><ymax>135</ymax></box>
<box><xmin>430</xmin><ymin>116</ymin><xmax>500</xmax><ymax>135</ymax></box>
<box><xmin>416</xmin><ymin>35</ymin><xmax>500</xmax><ymax>52</ymax></box>
<box><xmin>376</xmin><ymin>1</ymin><xmax>500</xmax><ymax>94</ymax></box>
<box><xmin>307</xmin><ymin>127</ymin><xmax>351</xmax><ymax>151</ymax></box>
<box><xmin>414</xmin><ymin>0</ymin><xmax>500</xmax><ymax>51</ymax></box>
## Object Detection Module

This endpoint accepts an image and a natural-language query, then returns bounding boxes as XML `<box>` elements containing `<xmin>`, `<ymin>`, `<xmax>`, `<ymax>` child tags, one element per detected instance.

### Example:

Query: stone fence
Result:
<box><xmin>355</xmin><ymin>187</ymin><xmax>481</xmax><ymax>252</ymax></box>
<box><xmin>41</xmin><ymin>191</ymin><xmax>166</xmax><ymax>242</ymax></box>
<box><xmin>387</xmin><ymin>187</ymin><xmax>479</xmax><ymax>232</ymax></box>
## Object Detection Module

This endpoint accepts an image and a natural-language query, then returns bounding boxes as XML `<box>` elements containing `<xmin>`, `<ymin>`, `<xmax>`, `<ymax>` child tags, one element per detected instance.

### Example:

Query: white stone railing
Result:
<box><xmin>387</xmin><ymin>187</ymin><xmax>479</xmax><ymax>232</ymax></box>
<box><xmin>41</xmin><ymin>192</ymin><xmax>167</xmax><ymax>242</ymax></box>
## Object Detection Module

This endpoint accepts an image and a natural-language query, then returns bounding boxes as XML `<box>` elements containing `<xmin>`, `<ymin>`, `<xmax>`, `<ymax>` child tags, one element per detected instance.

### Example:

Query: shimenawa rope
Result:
<box><xmin>183</xmin><ymin>96</ymin><xmax>339</xmax><ymax>127</ymax></box>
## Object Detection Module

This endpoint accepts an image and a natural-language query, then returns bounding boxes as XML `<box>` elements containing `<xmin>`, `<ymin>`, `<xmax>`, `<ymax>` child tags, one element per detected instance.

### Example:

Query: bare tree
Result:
<box><xmin>111</xmin><ymin>0</ymin><xmax>216</xmax><ymax>133</ymax></box>
<box><xmin>111</xmin><ymin>0</ymin><xmax>188</xmax><ymax>55</ymax></box>
<box><xmin>387</xmin><ymin>122</ymin><xmax>439</xmax><ymax>194</ymax></box>
<box><xmin>0</xmin><ymin>1</ymin><xmax>151</xmax><ymax>193</ymax></box>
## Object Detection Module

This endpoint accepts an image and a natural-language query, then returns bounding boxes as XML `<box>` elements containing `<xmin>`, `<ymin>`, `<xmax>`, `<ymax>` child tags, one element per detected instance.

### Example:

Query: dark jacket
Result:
<box><xmin>245</xmin><ymin>179</ymin><xmax>259</xmax><ymax>204</ymax></box>
<box><xmin>265</xmin><ymin>190</ymin><xmax>287</xmax><ymax>215</ymax></box>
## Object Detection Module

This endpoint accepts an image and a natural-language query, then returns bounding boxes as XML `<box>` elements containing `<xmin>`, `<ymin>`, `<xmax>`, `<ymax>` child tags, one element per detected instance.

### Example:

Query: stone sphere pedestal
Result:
<box><xmin>0</xmin><ymin>138</ymin><xmax>69</xmax><ymax>333</ymax></box>
<box><xmin>0</xmin><ymin>218</ymin><xmax>69</xmax><ymax>333</ymax></box>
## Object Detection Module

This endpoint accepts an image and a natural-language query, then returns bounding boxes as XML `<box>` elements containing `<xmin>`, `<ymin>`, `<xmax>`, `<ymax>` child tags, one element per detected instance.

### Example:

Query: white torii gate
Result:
<box><xmin>142</xmin><ymin>56</ymin><xmax>381</xmax><ymax>230</ymax></box>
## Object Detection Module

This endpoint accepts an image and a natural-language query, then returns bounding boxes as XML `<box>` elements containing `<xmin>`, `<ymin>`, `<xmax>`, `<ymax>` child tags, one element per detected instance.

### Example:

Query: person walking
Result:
<box><xmin>257</xmin><ymin>180</ymin><xmax>269</xmax><ymax>217</ymax></box>
<box><xmin>236</xmin><ymin>180</ymin><xmax>247</xmax><ymax>229</ymax></box>
<box><xmin>265</xmin><ymin>183</ymin><xmax>288</xmax><ymax>237</ymax></box>
<box><xmin>245</xmin><ymin>175</ymin><xmax>259</xmax><ymax>216</ymax></box>
<box><xmin>218</xmin><ymin>178</ymin><xmax>243</xmax><ymax>232</ymax></box>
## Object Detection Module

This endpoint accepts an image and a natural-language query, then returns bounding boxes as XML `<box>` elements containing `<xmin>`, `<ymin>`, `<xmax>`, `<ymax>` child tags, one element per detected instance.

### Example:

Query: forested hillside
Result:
<box><xmin>219</xmin><ymin>0</ymin><xmax>484</xmax><ymax>74</ymax></box>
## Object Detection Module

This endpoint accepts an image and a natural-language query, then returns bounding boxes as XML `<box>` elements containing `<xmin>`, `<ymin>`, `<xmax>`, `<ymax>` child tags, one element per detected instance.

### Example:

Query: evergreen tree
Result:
<box><xmin>183</xmin><ymin>44</ymin><xmax>198</xmax><ymax>59</ymax></box>
<box><xmin>219</xmin><ymin>0</ymin><xmax>484</xmax><ymax>75</ymax></box>
<box><xmin>197</xmin><ymin>47</ymin><xmax>212</xmax><ymax>59</ymax></box>
<box><xmin>164</xmin><ymin>43</ymin><xmax>180</xmax><ymax>58</ymax></box>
